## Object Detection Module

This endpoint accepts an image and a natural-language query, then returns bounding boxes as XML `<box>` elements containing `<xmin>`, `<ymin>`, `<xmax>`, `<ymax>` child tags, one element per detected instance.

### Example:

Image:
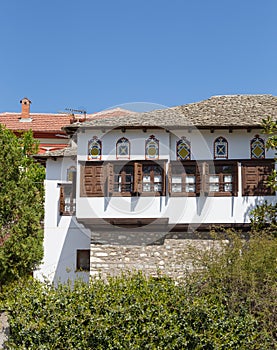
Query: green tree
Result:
<box><xmin>250</xmin><ymin>116</ymin><xmax>277</xmax><ymax>234</ymax></box>
<box><xmin>0</xmin><ymin>126</ymin><xmax>45</xmax><ymax>289</ymax></box>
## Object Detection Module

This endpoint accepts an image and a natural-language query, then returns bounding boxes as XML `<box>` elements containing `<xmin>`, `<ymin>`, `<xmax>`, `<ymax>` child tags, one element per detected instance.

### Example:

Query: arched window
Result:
<box><xmin>145</xmin><ymin>135</ymin><xmax>159</xmax><ymax>160</ymax></box>
<box><xmin>214</xmin><ymin>137</ymin><xmax>228</xmax><ymax>159</ymax></box>
<box><xmin>88</xmin><ymin>136</ymin><xmax>102</xmax><ymax>160</ymax></box>
<box><xmin>116</xmin><ymin>137</ymin><xmax>130</xmax><ymax>159</ymax></box>
<box><xmin>176</xmin><ymin>137</ymin><xmax>191</xmax><ymax>160</ymax></box>
<box><xmin>250</xmin><ymin>135</ymin><xmax>265</xmax><ymax>159</ymax></box>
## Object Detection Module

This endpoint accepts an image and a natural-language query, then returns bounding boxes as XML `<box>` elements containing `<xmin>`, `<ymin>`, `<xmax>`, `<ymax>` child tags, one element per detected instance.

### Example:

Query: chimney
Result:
<box><xmin>20</xmin><ymin>97</ymin><xmax>32</xmax><ymax>119</ymax></box>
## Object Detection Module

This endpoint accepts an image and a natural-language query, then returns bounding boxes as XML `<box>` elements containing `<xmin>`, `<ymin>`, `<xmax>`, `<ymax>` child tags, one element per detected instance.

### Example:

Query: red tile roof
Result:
<box><xmin>0</xmin><ymin>113</ymin><xmax>72</xmax><ymax>133</ymax></box>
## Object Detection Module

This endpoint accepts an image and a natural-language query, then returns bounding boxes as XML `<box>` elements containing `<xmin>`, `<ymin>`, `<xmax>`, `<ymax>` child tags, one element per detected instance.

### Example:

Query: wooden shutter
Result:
<box><xmin>232</xmin><ymin>162</ymin><xmax>238</xmax><ymax>196</ymax></box>
<box><xmin>106</xmin><ymin>163</ymin><xmax>114</xmax><ymax>195</ymax></box>
<box><xmin>162</xmin><ymin>161</ymin><xmax>166</xmax><ymax>196</ymax></box>
<box><xmin>59</xmin><ymin>186</ymin><xmax>65</xmax><ymax>214</ymax></box>
<box><xmin>201</xmin><ymin>162</ymin><xmax>209</xmax><ymax>194</ymax></box>
<box><xmin>80</xmin><ymin>163</ymin><xmax>104</xmax><ymax>197</ymax></box>
<box><xmin>242</xmin><ymin>161</ymin><xmax>274</xmax><ymax>196</ymax></box>
<box><xmin>134</xmin><ymin>162</ymin><xmax>143</xmax><ymax>193</ymax></box>
<box><xmin>168</xmin><ymin>163</ymin><xmax>172</xmax><ymax>195</ymax></box>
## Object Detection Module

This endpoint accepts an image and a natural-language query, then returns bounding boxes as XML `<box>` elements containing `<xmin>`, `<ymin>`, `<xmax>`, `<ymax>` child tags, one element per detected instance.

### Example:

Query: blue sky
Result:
<box><xmin>0</xmin><ymin>0</ymin><xmax>277</xmax><ymax>113</ymax></box>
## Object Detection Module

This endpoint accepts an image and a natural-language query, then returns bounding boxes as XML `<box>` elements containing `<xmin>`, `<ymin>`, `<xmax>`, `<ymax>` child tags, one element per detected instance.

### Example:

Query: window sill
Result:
<box><xmin>170</xmin><ymin>193</ymin><xmax>196</xmax><ymax>197</ymax></box>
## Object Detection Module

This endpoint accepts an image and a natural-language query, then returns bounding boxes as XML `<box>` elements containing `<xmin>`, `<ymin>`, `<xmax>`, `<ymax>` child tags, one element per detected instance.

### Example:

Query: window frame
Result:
<box><xmin>214</xmin><ymin>136</ymin><xmax>228</xmax><ymax>159</ymax></box>
<box><xmin>168</xmin><ymin>161</ymin><xmax>197</xmax><ymax>197</ymax></box>
<box><xmin>206</xmin><ymin>161</ymin><xmax>238</xmax><ymax>197</ymax></box>
<box><xmin>76</xmin><ymin>249</ymin><xmax>90</xmax><ymax>272</ymax></box>
<box><xmin>59</xmin><ymin>182</ymin><xmax>76</xmax><ymax>216</ymax></box>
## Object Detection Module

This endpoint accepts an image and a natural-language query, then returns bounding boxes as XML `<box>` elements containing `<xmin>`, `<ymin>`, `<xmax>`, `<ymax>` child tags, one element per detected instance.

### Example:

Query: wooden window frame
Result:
<box><xmin>168</xmin><ymin>161</ymin><xmax>197</xmax><ymax>197</ymax></box>
<box><xmin>206</xmin><ymin>161</ymin><xmax>238</xmax><ymax>197</ymax></box>
<box><xmin>76</xmin><ymin>249</ymin><xmax>90</xmax><ymax>272</ymax></box>
<box><xmin>111</xmin><ymin>162</ymin><xmax>134</xmax><ymax>196</ymax></box>
<box><xmin>59</xmin><ymin>183</ymin><xmax>76</xmax><ymax>215</ymax></box>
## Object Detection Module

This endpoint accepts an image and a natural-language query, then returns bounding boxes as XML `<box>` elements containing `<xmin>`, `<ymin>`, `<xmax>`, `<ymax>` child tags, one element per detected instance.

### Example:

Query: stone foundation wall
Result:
<box><xmin>90</xmin><ymin>238</ymin><xmax>218</xmax><ymax>279</ymax></box>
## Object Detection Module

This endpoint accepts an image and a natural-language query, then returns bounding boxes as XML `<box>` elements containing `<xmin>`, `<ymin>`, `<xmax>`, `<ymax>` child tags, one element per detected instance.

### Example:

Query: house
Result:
<box><xmin>35</xmin><ymin>94</ymin><xmax>277</xmax><ymax>283</ymax></box>
<box><xmin>0</xmin><ymin>98</ymin><xmax>73</xmax><ymax>154</ymax></box>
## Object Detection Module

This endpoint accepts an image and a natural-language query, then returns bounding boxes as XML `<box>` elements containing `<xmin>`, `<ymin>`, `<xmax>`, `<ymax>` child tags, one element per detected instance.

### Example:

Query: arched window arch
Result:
<box><xmin>214</xmin><ymin>136</ymin><xmax>228</xmax><ymax>159</ymax></box>
<box><xmin>251</xmin><ymin>135</ymin><xmax>265</xmax><ymax>159</ymax></box>
<box><xmin>176</xmin><ymin>137</ymin><xmax>191</xmax><ymax>160</ymax></box>
<box><xmin>145</xmin><ymin>135</ymin><xmax>159</xmax><ymax>160</ymax></box>
<box><xmin>116</xmin><ymin>137</ymin><xmax>130</xmax><ymax>159</ymax></box>
<box><xmin>88</xmin><ymin>136</ymin><xmax>102</xmax><ymax>160</ymax></box>
<box><xmin>67</xmin><ymin>166</ymin><xmax>76</xmax><ymax>182</ymax></box>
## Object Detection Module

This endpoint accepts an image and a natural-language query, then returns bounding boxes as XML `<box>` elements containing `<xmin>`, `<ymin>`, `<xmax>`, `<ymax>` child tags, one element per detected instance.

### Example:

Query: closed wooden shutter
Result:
<box><xmin>80</xmin><ymin>163</ymin><xmax>104</xmax><ymax>197</ymax></box>
<box><xmin>134</xmin><ymin>162</ymin><xmax>143</xmax><ymax>193</ymax></box>
<box><xmin>242</xmin><ymin>161</ymin><xmax>274</xmax><ymax>196</ymax></box>
<box><xmin>168</xmin><ymin>163</ymin><xmax>172</xmax><ymax>195</ymax></box>
<box><xmin>59</xmin><ymin>186</ymin><xmax>65</xmax><ymax>214</ymax></box>
<box><xmin>232</xmin><ymin>162</ymin><xmax>238</xmax><ymax>196</ymax></box>
<box><xmin>106</xmin><ymin>163</ymin><xmax>114</xmax><ymax>195</ymax></box>
<box><xmin>201</xmin><ymin>162</ymin><xmax>209</xmax><ymax>194</ymax></box>
<box><xmin>195</xmin><ymin>163</ymin><xmax>201</xmax><ymax>195</ymax></box>
<box><xmin>162</xmin><ymin>161</ymin><xmax>166</xmax><ymax>196</ymax></box>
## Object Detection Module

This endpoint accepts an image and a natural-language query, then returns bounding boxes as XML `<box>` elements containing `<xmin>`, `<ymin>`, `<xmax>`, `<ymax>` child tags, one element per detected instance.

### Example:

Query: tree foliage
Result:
<box><xmin>3</xmin><ymin>271</ymin><xmax>270</xmax><ymax>350</ymax></box>
<box><xmin>0</xmin><ymin>126</ymin><xmax>45</xmax><ymax>288</ymax></box>
<box><xmin>250</xmin><ymin>116</ymin><xmax>277</xmax><ymax>234</ymax></box>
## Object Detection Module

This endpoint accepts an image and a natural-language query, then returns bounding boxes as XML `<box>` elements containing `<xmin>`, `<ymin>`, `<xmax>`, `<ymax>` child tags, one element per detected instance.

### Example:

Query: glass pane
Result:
<box><xmin>186</xmin><ymin>184</ymin><xmax>195</xmax><ymax>192</ymax></box>
<box><xmin>209</xmin><ymin>184</ymin><xmax>219</xmax><ymax>192</ymax></box>
<box><xmin>172</xmin><ymin>184</ymin><xmax>182</xmax><ymax>192</ymax></box>
<box><xmin>186</xmin><ymin>175</ymin><xmax>195</xmax><ymax>184</ymax></box>
<box><xmin>154</xmin><ymin>175</ymin><xmax>162</xmax><ymax>182</ymax></box>
<box><xmin>224</xmin><ymin>184</ymin><xmax>232</xmax><ymax>192</ymax></box>
<box><xmin>224</xmin><ymin>175</ymin><xmax>232</xmax><ymax>182</ymax></box>
<box><xmin>143</xmin><ymin>183</ymin><xmax>151</xmax><ymax>192</ymax></box>
<box><xmin>209</xmin><ymin>175</ymin><xmax>219</xmax><ymax>183</ymax></box>
<box><xmin>172</xmin><ymin>175</ymin><xmax>182</xmax><ymax>183</ymax></box>
<box><xmin>143</xmin><ymin>175</ymin><xmax>151</xmax><ymax>183</ymax></box>
<box><xmin>154</xmin><ymin>183</ymin><xmax>162</xmax><ymax>192</ymax></box>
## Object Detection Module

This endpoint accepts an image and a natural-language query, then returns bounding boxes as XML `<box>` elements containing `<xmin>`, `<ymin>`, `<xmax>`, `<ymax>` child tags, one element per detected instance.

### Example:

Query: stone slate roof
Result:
<box><xmin>64</xmin><ymin>95</ymin><xmax>277</xmax><ymax>132</ymax></box>
<box><xmin>35</xmin><ymin>144</ymin><xmax>77</xmax><ymax>158</ymax></box>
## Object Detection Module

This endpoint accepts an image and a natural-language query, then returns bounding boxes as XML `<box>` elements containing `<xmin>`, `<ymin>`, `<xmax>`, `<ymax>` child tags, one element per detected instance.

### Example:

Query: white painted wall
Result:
<box><xmin>35</xmin><ymin>158</ymin><xmax>91</xmax><ymax>284</ymax></box>
<box><xmin>38</xmin><ymin>128</ymin><xmax>276</xmax><ymax>283</ymax></box>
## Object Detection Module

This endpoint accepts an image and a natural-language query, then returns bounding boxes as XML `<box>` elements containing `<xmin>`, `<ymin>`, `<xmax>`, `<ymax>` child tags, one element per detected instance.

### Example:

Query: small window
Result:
<box><xmin>59</xmin><ymin>184</ymin><xmax>76</xmax><ymax>215</ymax></box>
<box><xmin>76</xmin><ymin>250</ymin><xmax>90</xmax><ymax>271</ymax></box>
<box><xmin>113</xmin><ymin>164</ymin><xmax>133</xmax><ymax>193</ymax></box>
<box><xmin>145</xmin><ymin>135</ymin><xmax>159</xmax><ymax>160</ymax></box>
<box><xmin>251</xmin><ymin>135</ymin><xmax>265</xmax><ymax>159</ymax></box>
<box><xmin>169</xmin><ymin>162</ymin><xmax>196</xmax><ymax>195</ymax></box>
<box><xmin>176</xmin><ymin>137</ymin><xmax>191</xmax><ymax>160</ymax></box>
<box><xmin>207</xmin><ymin>163</ymin><xmax>237</xmax><ymax>196</ymax></box>
<box><xmin>214</xmin><ymin>137</ymin><xmax>228</xmax><ymax>159</ymax></box>
<box><xmin>116</xmin><ymin>137</ymin><xmax>130</xmax><ymax>159</ymax></box>
<box><xmin>88</xmin><ymin>136</ymin><xmax>102</xmax><ymax>160</ymax></box>
<box><xmin>141</xmin><ymin>164</ymin><xmax>163</xmax><ymax>193</ymax></box>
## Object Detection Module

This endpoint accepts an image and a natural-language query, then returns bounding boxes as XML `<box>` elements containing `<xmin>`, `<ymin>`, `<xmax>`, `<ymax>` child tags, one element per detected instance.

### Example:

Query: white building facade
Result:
<box><xmin>35</xmin><ymin>95</ymin><xmax>277</xmax><ymax>283</ymax></box>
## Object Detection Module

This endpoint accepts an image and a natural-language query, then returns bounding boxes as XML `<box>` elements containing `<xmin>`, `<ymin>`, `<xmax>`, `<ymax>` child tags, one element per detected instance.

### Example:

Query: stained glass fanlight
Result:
<box><xmin>176</xmin><ymin>137</ymin><xmax>191</xmax><ymax>160</ymax></box>
<box><xmin>214</xmin><ymin>136</ymin><xmax>228</xmax><ymax>159</ymax></box>
<box><xmin>145</xmin><ymin>135</ymin><xmax>159</xmax><ymax>160</ymax></box>
<box><xmin>116</xmin><ymin>137</ymin><xmax>130</xmax><ymax>159</ymax></box>
<box><xmin>251</xmin><ymin>135</ymin><xmax>265</xmax><ymax>159</ymax></box>
<box><xmin>88</xmin><ymin>136</ymin><xmax>102</xmax><ymax>160</ymax></box>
